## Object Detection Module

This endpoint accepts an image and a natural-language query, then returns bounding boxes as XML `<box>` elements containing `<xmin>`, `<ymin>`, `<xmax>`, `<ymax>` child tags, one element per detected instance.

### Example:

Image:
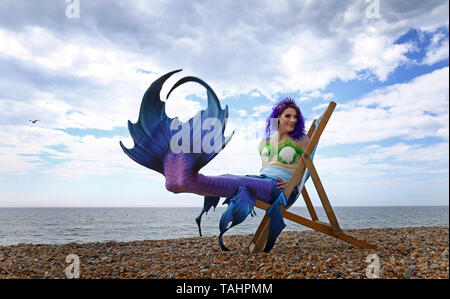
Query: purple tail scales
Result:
<box><xmin>164</xmin><ymin>152</ymin><xmax>274</xmax><ymax>201</ymax></box>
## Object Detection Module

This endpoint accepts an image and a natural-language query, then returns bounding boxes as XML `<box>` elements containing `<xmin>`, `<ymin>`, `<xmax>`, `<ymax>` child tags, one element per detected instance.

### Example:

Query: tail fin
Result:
<box><xmin>120</xmin><ymin>70</ymin><xmax>234</xmax><ymax>174</ymax></box>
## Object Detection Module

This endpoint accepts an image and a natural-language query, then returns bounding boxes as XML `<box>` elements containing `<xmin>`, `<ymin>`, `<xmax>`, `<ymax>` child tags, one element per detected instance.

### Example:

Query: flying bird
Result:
<box><xmin>29</xmin><ymin>120</ymin><xmax>40</xmax><ymax>123</ymax></box>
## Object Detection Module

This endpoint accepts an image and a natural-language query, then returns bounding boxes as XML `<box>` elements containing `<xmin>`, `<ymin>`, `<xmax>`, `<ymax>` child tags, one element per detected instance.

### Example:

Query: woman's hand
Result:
<box><xmin>275</xmin><ymin>178</ymin><xmax>289</xmax><ymax>191</ymax></box>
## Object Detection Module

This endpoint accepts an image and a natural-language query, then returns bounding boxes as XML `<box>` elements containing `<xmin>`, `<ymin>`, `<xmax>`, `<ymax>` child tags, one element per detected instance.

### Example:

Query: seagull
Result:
<box><xmin>29</xmin><ymin>120</ymin><xmax>40</xmax><ymax>123</ymax></box>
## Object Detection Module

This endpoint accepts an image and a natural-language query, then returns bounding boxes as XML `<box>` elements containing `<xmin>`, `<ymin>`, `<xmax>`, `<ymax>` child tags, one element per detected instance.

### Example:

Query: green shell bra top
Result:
<box><xmin>259</xmin><ymin>137</ymin><xmax>304</xmax><ymax>165</ymax></box>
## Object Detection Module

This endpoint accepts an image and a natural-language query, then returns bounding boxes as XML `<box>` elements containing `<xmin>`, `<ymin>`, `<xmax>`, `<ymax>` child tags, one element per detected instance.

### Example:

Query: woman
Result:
<box><xmin>120</xmin><ymin>70</ymin><xmax>309</xmax><ymax>251</ymax></box>
<box><xmin>259</xmin><ymin>97</ymin><xmax>309</xmax><ymax>192</ymax></box>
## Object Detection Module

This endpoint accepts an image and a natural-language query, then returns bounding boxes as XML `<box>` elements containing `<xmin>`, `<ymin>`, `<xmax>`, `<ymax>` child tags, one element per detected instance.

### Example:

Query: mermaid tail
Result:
<box><xmin>120</xmin><ymin>70</ymin><xmax>289</xmax><ymax>251</ymax></box>
<box><xmin>195</xmin><ymin>196</ymin><xmax>219</xmax><ymax>237</ymax></box>
<box><xmin>119</xmin><ymin>69</ymin><xmax>231</xmax><ymax>174</ymax></box>
<box><xmin>218</xmin><ymin>186</ymin><xmax>257</xmax><ymax>251</ymax></box>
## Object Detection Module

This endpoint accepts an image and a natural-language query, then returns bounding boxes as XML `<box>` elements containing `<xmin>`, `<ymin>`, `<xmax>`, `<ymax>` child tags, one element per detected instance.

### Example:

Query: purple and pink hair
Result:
<box><xmin>265</xmin><ymin>97</ymin><xmax>306</xmax><ymax>141</ymax></box>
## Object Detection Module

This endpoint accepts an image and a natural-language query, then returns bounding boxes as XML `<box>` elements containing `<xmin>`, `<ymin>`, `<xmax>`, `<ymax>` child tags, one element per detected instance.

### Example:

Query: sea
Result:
<box><xmin>0</xmin><ymin>206</ymin><xmax>448</xmax><ymax>246</ymax></box>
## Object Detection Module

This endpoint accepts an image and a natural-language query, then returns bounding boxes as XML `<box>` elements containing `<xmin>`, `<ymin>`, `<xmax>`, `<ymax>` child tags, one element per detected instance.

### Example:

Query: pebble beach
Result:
<box><xmin>0</xmin><ymin>226</ymin><xmax>448</xmax><ymax>279</ymax></box>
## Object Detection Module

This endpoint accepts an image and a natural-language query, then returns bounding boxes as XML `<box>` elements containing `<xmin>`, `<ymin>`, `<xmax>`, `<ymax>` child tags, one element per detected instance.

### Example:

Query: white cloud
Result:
<box><xmin>0</xmin><ymin>125</ymin><xmax>151</xmax><ymax>180</ymax></box>
<box><xmin>0</xmin><ymin>125</ymin><xmax>71</xmax><ymax>174</ymax></box>
<box><xmin>203</xmin><ymin>135</ymin><xmax>261</xmax><ymax>176</ymax></box>
<box><xmin>312</xmin><ymin>103</ymin><xmax>330</xmax><ymax>111</ymax></box>
<box><xmin>164</xmin><ymin>96</ymin><xmax>204</xmax><ymax>122</ymax></box>
<box><xmin>363</xmin><ymin>142</ymin><xmax>449</xmax><ymax>164</ymax></box>
<box><xmin>237</xmin><ymin>109</ymin><xmax>248</xmax><ymax>117</ymax></box>
<box><xmin>321</xmin><ymin>67</ymin><xmax>449</xmax><ymax>146</ymax></box>
<box><xmin>2</xmin><ymin>0</ymin><xmax>447</xmax><ymax>104</ymax></box>
<box><xmin>314</xmin><ymin>141</ymin><xmax>449</xmax><ymax>183</ymax></box>
<box><xmin>301</xmin><ymin>91</ymin><xmax>334</xmax><ymax>102</ymax></box>
<box><xmin>250</xmin><ymin>104</ymin><xmax>273</xmax><ymax>117</ymax></box>
<box><xmin>422</xmin><ymin>32</ymin><xmax>449</xmax><ymax>65</ymax></box>
<box><xmin>349</xmin><ymin>33</ymin><xmax>414</xmax><ymax>81</ymax></box>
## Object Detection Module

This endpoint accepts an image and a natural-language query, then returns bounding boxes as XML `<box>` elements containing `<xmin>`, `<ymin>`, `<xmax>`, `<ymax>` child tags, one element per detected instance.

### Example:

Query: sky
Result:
<box><xmin>0</xmin><ymin>0</ymin><xmax>448</xmax><ymax>207</ymax></box>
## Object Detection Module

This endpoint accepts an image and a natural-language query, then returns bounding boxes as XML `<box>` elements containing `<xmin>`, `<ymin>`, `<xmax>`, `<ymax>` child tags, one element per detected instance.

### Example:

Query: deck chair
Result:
<box><xmin>249</xmin><ymin>101</ymin><xmax>376</xmax><ymax>253</ymax></box>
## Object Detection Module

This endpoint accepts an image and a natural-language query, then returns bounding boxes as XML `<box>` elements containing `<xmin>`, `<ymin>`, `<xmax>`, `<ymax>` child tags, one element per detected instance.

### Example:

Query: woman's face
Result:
<box><xmin>278</xmin><ymin>107</ymin><xmax>297</xmax><ymax>134</ymax></box>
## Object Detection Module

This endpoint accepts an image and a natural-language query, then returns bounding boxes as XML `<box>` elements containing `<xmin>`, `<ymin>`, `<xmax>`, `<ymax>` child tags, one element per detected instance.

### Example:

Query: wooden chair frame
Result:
<box><xmin>249</xmin><ymin>102</ymin><xmax>376</xmax><ymax>253</ymax></box>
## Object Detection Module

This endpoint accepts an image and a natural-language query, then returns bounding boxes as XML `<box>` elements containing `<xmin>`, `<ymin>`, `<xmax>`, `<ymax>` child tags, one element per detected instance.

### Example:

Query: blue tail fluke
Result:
<box><xmin>120</xmin><ymin>70</ymin><xmax>234</xmax><ymax>175</ymax></box>
<box><xmin>195</xmin><ymin>196</ymin><xmax>220</xmax><ymax>237</ymax></box>
<box><xmin>263</xmin><ymin>192</ymin><xmax>288</xmax><ymax>252</ymax></box>
<box><xmin>167</xmin><ymin>75</ymin><xmax>234</xmax><ymax>173</ymax></box>
<box><xmin>218</xmin><ymin>186</ymin><xmax>256</xmax><ymax>251</ymax></box>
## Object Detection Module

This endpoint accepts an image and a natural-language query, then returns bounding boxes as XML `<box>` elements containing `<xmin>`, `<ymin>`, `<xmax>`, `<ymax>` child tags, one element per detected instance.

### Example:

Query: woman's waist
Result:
<box><xmin>259</xmin><ymin>166</ymin><xmax>293</xmax><ymax>181</ymax></box>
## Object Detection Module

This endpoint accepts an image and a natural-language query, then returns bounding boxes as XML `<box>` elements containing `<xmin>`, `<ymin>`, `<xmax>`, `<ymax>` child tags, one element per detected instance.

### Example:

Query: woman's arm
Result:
<box><xmin>275</xmin><ymin>178</ymin><xmax>288</xmax><ymax>190</ymax></box>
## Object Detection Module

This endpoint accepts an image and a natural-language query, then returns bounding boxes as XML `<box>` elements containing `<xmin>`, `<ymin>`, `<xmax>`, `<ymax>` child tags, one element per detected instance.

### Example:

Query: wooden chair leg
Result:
<box><xmin>303</xmin><ymin>154</ymin><xmax>342</xmax><ymax>235</ymax></box>
<box><xmin>302</xmin><ymin>187</ymin><xmax>318</xmax><ymax>221</ymax></box>
<box><xmin>254</xmin><ymin>199</ymin><xmax>376</xmax><ymax>250</ymax></box>
<box><xmin>249</xmin><ymin>205</ymin><xmax>286</xmax><ymax>254</ymax></box>
<box><xmin>249</xmin><ymin>215</ymin><xmax>270</xmax><ymax>253</ymax></box>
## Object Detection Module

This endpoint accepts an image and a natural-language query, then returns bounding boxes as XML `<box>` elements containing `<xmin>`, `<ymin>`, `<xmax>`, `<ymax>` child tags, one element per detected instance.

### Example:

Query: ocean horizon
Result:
<box><xmin>0</xmin><ymin>206</ymin><xmax>448</xmax><ymax>246</ymax></box>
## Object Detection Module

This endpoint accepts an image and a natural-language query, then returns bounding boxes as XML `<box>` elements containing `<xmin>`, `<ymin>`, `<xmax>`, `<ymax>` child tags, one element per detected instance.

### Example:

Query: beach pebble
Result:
<box><xmin>403</xmin><ymin>268</ymin><xmax>414</xmax><ymax>279</ymax></box>
<box><xmin>0</xmin><ymin>226</ymin><xmax>447</xmax><ymax>279</ymax></box>
<box><xmin>406</xmin><ymin>265</ymin><xmax>416</xmax><ymax>271</ymax></box>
